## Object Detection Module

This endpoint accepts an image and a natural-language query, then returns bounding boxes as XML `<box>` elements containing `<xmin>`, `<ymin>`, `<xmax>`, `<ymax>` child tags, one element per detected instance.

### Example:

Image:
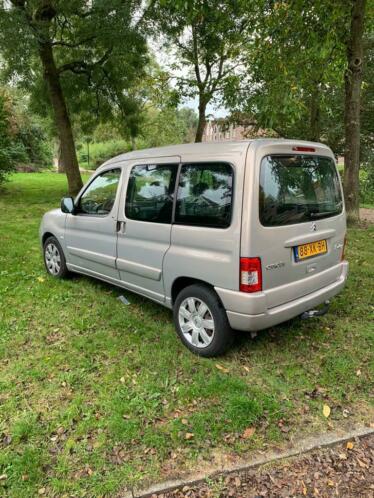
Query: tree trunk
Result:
<box><xmin>309</xmin><ymin>87</ymin><xmax>320</xmax><ymax>142</ymax></box>
<box><xmin>343</xmin><ymin>0</ymin><xmax>366</xmax><ymax>223</ymax></box>
<box><xmin>38</xmin><ymin>42</ymin><xmax>83</xmax><ymax>195</ymax></box>
<box><xmin>195</xmin><ymin>98</ymin><xmax>207</xmax><ymax>143</ymax></box>
<box><xmin>57</xmin><ymin>140</ymin><xmax>65</xmax><ymax>173</ymax></box>
<box><xmin>130</xmin><ymin>135</ymin><xmax>136</xmax><ymax>150</ymax></box>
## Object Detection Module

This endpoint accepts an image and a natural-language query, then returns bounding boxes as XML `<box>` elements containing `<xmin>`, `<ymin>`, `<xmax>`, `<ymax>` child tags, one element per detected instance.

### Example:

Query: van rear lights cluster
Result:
<box><xmin>292</xmin><ymin>146</ymin><xmax>315</xmax><ymax>152</ymax></box>
<box><xmin>240</xmin><ymin>257</ymin><xmax>262</xmax><ymax>293</ymax></box>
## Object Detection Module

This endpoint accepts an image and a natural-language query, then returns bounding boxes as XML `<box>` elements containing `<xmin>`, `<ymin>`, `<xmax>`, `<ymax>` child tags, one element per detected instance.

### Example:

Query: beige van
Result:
<box><xmin>40</xmin><ymin>140</ymin><xmax>348</xmax><ymax>356</ymax></box>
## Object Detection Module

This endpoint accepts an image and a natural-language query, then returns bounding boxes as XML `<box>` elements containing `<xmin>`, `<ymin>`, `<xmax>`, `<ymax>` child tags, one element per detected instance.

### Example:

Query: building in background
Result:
<box><xmin>202</xmin><ymin>118</ymin><xmax>274</xmax><ymax>142</ymax></box>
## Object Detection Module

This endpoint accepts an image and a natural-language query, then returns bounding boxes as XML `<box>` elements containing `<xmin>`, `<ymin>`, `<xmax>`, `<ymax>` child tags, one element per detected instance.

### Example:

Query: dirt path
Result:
<box><xmin>360</xmin><ymin>208</ymin><xmax>374</xmax><ymax>223</ymax></box>
<box><xmin>147</xmin><ymin>434</ymin><xmax>374</xmax><ymax>498</ymax></box>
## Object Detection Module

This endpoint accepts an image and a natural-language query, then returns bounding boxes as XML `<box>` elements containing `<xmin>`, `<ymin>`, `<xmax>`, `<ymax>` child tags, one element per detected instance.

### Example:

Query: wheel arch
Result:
<box><xmin>170</xmin><ymin>276</ymin><xmax>225</xmax><ymax>308</ymax></box>
<box><xmin>42</xmin><ymin>231</ymin><xmax>55</xmax><ymax>245</ymax></box>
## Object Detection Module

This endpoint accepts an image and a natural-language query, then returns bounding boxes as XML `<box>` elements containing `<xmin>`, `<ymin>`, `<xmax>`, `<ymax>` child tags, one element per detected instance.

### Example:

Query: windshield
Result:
<box><xmin>259</xmin><ymin>155</ymin><xmax>343</xmax><ymax>226</ymax></box>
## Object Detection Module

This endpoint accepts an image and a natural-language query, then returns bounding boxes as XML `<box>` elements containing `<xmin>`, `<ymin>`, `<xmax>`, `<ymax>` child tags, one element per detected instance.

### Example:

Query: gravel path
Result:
<box><xmin>148</xmin><ymin>434</ymin><xmax>374</xmax><ymax>498</ymax></box>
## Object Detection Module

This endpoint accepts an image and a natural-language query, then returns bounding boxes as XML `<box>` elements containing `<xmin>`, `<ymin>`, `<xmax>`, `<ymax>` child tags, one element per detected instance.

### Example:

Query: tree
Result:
<box><xmin>343</xmin><ymin>0</ymin><xmax>367</xmax><ymax>222</ymax></box>
<box><xmin>227</xmin><ymin>2</ymin><xmax>346</xmax><ymax>146</ymax></box>
<box><xmin>149</xmin><ymin>0</ymin><xmax>255</xmax><ymax>142</ymax></box>
<box><xmin>229</xmin><ymin>0</ymin><xmax>372</xmax><ymax>221</ymax></box>
<box><xmin>0</xmin><ymin>0</ymin><xmax>148</xmax><ymax>194</ymax></box>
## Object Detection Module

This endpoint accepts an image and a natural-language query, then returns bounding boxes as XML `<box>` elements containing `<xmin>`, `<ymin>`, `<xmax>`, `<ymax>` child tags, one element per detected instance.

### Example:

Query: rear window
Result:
<box><xmin>259</xmin><ymin>155</ymin><xmax>343</xmax><ymax>226</ymax></box>
<box><xmin>175</xmin><ymin>162</ymin><xmax>233</xmax><ymax>228</ymax></box>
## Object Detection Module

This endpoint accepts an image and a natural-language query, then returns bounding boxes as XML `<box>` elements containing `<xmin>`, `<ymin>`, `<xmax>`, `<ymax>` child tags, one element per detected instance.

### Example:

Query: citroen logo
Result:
<box><xmin>311</xmin><ymin>222</ymin><xmax>317</xmax><ymax>232</ymax></box>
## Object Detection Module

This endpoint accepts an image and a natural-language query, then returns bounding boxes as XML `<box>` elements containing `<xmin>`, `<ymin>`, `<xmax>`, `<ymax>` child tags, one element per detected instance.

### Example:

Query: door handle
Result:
<box><xmin>116</xmin><ymin>221</ymin><xmax>126</xmax><ymax>234</ymax></box>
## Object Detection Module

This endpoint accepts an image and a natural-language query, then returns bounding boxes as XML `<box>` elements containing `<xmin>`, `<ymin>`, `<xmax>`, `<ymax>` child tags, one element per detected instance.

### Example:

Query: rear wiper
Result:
<box><xmin>310</xmin><ymin>210</ymin><xmax>339</xmax><ymax>218</ymax></box>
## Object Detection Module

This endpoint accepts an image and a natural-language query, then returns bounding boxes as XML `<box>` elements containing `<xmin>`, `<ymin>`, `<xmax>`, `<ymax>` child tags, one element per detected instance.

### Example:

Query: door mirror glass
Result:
<box><xmin>61</xmin><ymin>196</ymin><xmax>75</xmax><ymax>214</ymax></box>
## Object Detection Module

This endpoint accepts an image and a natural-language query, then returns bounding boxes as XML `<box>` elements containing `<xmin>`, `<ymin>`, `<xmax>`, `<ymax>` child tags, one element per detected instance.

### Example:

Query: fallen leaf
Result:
<box><xmin>302</xmin><ymin>480</ymin><xmax>307</xmax><ymax>495</ymax></box>
<box><xmin>120</xmin><ymin>377</ymin><xmax>125</xmax><ymax>383</ymax></box>
<box><xmin>357</xmin><ymin>458</ymin><xmax>367</xmax><ymax>468</ymax></box>
<box><xmin>242</xmin><ymin>427</ymin><xmax>256</xmax><ymax>439</ymax></box>
<box><xmin>322</xmin><ymin>404</ymin><xmax>331</xmax><ymax>418</ymax></box>
<box><xmin>356</xmin><ymin>369</ymin><xmax>361</xmax><ymax>376</ymax></box>
<box><xmin>185</xmin><ymin>432</ymin><xmax>194</xmax><ymax>440</ymax></box>
<box><xmin>215</xmin><ymin>364</ymin><xmax>229</xmax><ymax>373</ymax></box>
<box><xmin>38</xmin><ymin>488</ymin><xmax>46</xmax><ymax>495</ymax></box>
<box><xmin>181</xmin><ymin>418</ymin><xmax>188</xmax><ymax>425</ymax></box>
<box><xmin>346</xmin><ymin>441</ymin><xmax>354</xmax><ymax>450</ymax></box>
<box><xmin>242</xmin><ymin>366</ymin><xmax>250</xmax><ymax>373</ymax></box>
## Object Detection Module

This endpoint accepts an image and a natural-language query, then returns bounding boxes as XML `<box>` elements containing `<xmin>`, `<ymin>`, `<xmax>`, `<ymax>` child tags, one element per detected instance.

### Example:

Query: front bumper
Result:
<box><xmin>215</xmin><ymin>261</ymin><xmax>349</xmax><ymax>331</ymax></box>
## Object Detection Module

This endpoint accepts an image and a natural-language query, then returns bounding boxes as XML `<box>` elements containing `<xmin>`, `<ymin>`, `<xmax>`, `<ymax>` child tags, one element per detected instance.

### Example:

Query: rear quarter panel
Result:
<box><xmin>163</xmin><ymin>146</ymin><xmax>249</xmax><ymax>302</ymax></box>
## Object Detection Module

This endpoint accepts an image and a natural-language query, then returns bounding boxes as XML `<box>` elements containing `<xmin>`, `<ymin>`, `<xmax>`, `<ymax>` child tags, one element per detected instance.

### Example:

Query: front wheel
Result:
<box><xmin>43</xmin><ymin>236</ymin><xmax>69</xmax><ymax>278</ymax></box>
<box><xmin>173</xmin><ymin>284</ymin><xmax>233</xmax><ymax>357</ymax></box>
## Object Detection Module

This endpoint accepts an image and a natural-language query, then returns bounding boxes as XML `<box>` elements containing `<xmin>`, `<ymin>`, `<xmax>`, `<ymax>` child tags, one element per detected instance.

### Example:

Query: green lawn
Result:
<box><xmin>0</xmin><ymin>173</ymin><xmax>373</xmax><ymax>497</ymax></box>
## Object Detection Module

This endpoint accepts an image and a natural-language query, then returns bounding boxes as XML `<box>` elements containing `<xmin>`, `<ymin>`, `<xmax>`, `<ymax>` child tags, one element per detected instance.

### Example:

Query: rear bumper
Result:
<box><xmin>215</xmin><ymin>261</ymin><xmax>349</xmax><ymax>331</ymax></box>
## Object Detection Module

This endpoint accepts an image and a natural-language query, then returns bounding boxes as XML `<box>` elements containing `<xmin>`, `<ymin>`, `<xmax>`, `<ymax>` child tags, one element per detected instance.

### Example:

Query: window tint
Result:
<box><xmin>175</xmin><ymin>162</ymin><xmax>233</xmax><ymax>228</ymax></box>
<box><xmin>125</xmin><ymin>164</ymin><xmax>177</xmax><ymax>223</ymax></box>
<box><xmin>259</xmin><ymin>155</ymin><xmax>343</xmax><ymax>226</ymax></box>
<box><xmin>79</xmin><ymin>169</ymin><xmax>121</xmax><ymax>215</ymax></box>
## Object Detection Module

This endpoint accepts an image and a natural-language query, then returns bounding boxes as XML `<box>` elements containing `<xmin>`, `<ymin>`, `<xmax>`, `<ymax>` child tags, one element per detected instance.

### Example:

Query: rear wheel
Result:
<box><xmin>173</xmin><ymin>284</ymin><xmax>233</xmax><ymax>357</ymax></box>
<box><xmin>43</xmin><ymin>236</ymin><xmax>69</xmax><ymax>278</ymax></box>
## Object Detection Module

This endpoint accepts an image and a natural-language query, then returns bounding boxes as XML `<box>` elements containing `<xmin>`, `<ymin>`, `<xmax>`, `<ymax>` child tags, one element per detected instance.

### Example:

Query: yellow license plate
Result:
<box><xmin>294</xmin><ymin>239</ymin><xmax>327</xmax><ymax>261</ymax></box>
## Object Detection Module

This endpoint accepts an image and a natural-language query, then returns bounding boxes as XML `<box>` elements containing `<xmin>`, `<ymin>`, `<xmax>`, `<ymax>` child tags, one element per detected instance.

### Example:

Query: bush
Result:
<box><xmin>360</xmin><ymin>161</ymin><xmax>374</xmax><ymax>206</ymax></box>
<box><xmin>77</xmin><ymin>140</ymin><xmax>131</xmax><ymax>170</ymax></box>
<box><xmin>0</xmin><ymin>93</ymin><xmax>22</xmax><ymax>185</ymax></box>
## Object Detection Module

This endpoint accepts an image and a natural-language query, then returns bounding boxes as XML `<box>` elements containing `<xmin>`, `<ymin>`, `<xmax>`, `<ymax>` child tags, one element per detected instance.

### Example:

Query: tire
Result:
<box><xmin>173</xmin><ymin>284</ymin><xmax>233</xmax><ymax>357</ymax></box>
<box><xmin>43</xmin><ymin>236</ymin><xmax>70</xmax><ymax>279</ymax></box>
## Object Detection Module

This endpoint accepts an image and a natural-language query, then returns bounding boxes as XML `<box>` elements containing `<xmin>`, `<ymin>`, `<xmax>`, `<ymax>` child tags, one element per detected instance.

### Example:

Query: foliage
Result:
<box><xmin>0</xmin><ymin>93</ymin><xmax>19</xmax><ymax>185</ymax></box>
<box><xmin>139</xmin><ymin>107</ymin><xmax>197</xmax><ymax>148</ymax></box>
<box><xmin>0</xmin><ymin>172</ymin><xmax>373</xmax><ymax>495</ymax></box>
<box><xmin>0</xmin><ymin>0</ymin><xmax>149</xmax><ymax>194</ymax></box>
<box><xmin>10</xmin><ymin>90</ymin><xmax>53</xmax><ymax>167</ymax></box>
<box><xmin>77</xmin><ymin>140</ymin><xmax>131</xmax><ymax>170</ymax></box>
<box><xmin>225</xmin><ymin>1</ymin><xmax>348</xmax><ymax>147</ymax></box>
<box><xmin>0</xmin><ymin>88</ymin><xmax>51</xmax><ymax>184</ymax></box>
<box><xmin>75</xmin><ymin>105</ymin><xmax>197</xmax><ymax>170</ymax></box>
<box><xmin>0</xmin><ymin>0</ymin><xmax>148</xmax><ymax>132</ymax></box>
<box><xmin>0</xmin><ymin>88</ymin><xmax>53</xmax><ymax>177</ymax></box>
<box><xmin>148</xmin><ymin>0</ymin><xmax>257</xmax><ymax>141</ymax></box>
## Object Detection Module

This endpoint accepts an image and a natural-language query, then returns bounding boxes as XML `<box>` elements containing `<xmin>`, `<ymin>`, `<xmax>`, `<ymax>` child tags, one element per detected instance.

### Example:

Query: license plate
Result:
<box><xmin>294</xmin><ymin>239</ymin><xmax>327</xmax><ymax>261</ymax></box>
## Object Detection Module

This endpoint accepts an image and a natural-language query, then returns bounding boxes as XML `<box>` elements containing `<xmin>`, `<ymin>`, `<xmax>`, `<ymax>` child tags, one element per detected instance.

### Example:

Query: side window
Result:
<box><xmin>175</xmin><ymin>162</ymin><xmax>233</xmax><ymax>228</ymax></box>
<box><xmin>125</xmin><ymin>164</ymin><xmax>177</xmax><ymax>223</ymax></box>
<box><xmin>78</xmin><ymin>169</ymin><xmax>121</xmax><ymax>215</ymax></box>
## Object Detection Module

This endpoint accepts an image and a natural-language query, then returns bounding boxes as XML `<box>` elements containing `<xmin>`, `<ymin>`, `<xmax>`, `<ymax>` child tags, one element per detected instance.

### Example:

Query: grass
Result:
<box><xmin>0</xmin><ymin>172</ymin><xmax>373</xmax><ymax>497</ymax></box>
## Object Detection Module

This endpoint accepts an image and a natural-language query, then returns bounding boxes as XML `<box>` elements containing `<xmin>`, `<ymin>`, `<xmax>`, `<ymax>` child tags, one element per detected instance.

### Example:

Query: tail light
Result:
<box><xmin>342</xmin><ymin>236</ymin><xmax>347</xmax><ymax>261</ymax></box>
<box><xmin>292</xmin><ymin>146</ymin><xmax>315</xmax><ymax>152</ymax></box>
<box><xmin>240</xmin><ymin>257</ymin><xmax>262</xmax><ymax>293</ymax></box>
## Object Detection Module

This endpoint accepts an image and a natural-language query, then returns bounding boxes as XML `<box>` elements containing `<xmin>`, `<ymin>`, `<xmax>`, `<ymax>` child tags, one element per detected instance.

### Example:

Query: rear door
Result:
<box><xmin>116</xmin><ymin>157</ymin><xmax>179</xmax><ymax>303</ymax></box>
<box><xmin>244</xmin><ymin>143</ymin><xmax>346</xmax><ymax>308</ymax></box>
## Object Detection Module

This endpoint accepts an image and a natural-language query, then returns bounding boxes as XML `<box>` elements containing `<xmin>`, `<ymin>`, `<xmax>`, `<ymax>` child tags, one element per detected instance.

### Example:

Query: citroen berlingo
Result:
<box><xmin>40</xmin><ymin>140</ymin><xmax>348</xmax><ymax>356</ymax></box>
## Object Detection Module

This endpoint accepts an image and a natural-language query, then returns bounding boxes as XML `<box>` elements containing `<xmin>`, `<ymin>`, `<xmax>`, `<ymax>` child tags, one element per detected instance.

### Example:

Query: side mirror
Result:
<box><xmin>61</xmin><ymin>196</ymin><xmax>75</xmax><ymax>214</ymax></box>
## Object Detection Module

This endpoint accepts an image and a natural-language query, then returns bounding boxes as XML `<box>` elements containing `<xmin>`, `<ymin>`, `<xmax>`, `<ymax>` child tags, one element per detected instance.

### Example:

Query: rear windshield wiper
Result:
<box><xmin>310</xmin><ymin>210</ymin><xmax>339</xmax><ymax>218</ymax></box>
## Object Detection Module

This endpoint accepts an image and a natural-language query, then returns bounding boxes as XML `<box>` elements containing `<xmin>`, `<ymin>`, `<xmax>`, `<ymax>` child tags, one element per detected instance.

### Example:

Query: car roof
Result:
<box><xmin>98</xmin><ymin>139</ymin><xmax>330</xmax><ymax>170</ymax></box>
